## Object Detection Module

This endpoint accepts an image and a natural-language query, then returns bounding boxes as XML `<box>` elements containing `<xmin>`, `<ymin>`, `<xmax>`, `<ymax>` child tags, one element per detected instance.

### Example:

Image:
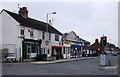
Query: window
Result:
<box><xmin>30</xmin><ymin>29</ymin><xmax>34</xmax><ymax>37</ymax></box>
<box><xmin>41</xmin><ymin>48</ymin><xmax>45</xmax><ymax>55</ymax></box>
<box><xmin>20</xmin><ymin>28</ymin><xmax>24</xmax><ymax>36</ymax></box>
<box><xmin>48</xmin><ymin>32</ymin><xmax>51</xmax><ymax>40</ymax></box>
<box><xmin>63</xmin><ymin>47</ymin><xmax>65</xmax><ymax>54</ymax></box>
<box><xmin>87</xmin><ymin>44</ymin><xmax>90</xmax><ymax>47</ymax></box>
<box><xmin>42</xmin><ymin>31</ymin><xmax>45</xmax><ymax>40</ymax></box>
<box><xmin>55</xmin><ymin>34</ymin><xmax>59</xmax><ymax>41</ymax></box>
<box><xmin>48</xmin><ymin>49</ymin><xmax>49</xmax><ymax>54</ymax></box>
<box><xmin>82</xmin><ymin>43</ymin><xmax>84</xmax><ymax>46</ymax></box>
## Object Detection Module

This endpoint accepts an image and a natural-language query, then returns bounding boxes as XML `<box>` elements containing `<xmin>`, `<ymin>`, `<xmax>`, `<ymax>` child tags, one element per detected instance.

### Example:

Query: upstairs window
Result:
<box><xmin>48</xmin><ymin>32</ymin><xmax>51</xmax><ymax>40</ymax></box>
<box><xmin>82</xmin><ymin>43</ymin><xmax>85</xmax><ymax>46</ymax></box>
<box><xmin>87</xmin><ymin>44</ymin><xmax>90</xmax><ymax>47</ymax></box>
<box><xmin>20</xmin><ymin>28</ymin><xmax>24</xmax><ymax>36</ymax></box>
<box><xmin>30</xmin><ymin>29</ymin><xmax>34</xmax><ymax>37</ymax></box>
<box><xmin>55</xmin><ymin>34</ymin><xmax>59</xmax><ymax>41</ymax></box>
<box><xmin>42</xmin><ymin>31</ymin><xmax>45</xmax><ymax>40</ymax></box>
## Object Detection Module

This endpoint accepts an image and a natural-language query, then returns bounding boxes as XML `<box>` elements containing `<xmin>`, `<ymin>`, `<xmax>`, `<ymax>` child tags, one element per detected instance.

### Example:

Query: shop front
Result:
<box><xmin>51</xmin><ymin>46</ymin><xmax>63</xmax><ymax>60</ymax></box>
<box><xmin>70</xmin><ymin>42</ymin><xmax>82</xmax><ymax>58</ymax></box>
<box><xmin>63</xmin><ymin>41</ymin><xmax>71</xmax><ymax>59</ymax></box>
<box><xmin>22</xmin><ymin>39</ymin><xmax>42</xmax><ymax>61</ymax></box>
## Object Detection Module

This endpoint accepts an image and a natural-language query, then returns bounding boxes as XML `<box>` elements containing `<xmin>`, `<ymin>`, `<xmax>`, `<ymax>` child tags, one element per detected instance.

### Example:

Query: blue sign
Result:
<box><xmin>71</xmin><ymin>45</ymin><xmax>81</xmax><ymax>48</ymax></box>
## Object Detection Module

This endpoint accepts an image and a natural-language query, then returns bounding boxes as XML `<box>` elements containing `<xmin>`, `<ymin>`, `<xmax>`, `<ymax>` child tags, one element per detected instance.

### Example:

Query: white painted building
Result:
<box><xmin>0</xmin><ymin>7</ymin><xmax>63</xmax><ymax>61</ymax></box>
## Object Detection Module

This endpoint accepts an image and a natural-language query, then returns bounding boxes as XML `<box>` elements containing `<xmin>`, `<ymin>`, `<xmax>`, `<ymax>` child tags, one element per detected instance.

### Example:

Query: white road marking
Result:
<box><xmin>105</xmin><ymin>66</ymin><xmax>117</xmax><ymax>69</ymax></box>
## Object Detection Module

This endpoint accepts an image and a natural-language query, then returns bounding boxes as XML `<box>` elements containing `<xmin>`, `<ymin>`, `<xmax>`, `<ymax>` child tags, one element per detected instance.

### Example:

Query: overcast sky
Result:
<box><xmin>0</xmin><ymin>1</ymin><xmax>118</xmax><ymax>46</ymax></box>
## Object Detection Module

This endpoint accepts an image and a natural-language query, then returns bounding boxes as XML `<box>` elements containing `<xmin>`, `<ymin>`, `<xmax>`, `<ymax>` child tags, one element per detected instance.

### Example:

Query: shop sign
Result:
<box><xmin>63</xmin><ymin>41</ymin><xmax>71</xmax><ymax>44</ymax></box>
<box><xmin>52</xmin><ymin>43</ymin><xmax>59</xmax><ymax>46</ymax></box>
<box><xmin>71</xmin><ymin>42</ymin><xmax>81</xmax><ymax>46</ymax></box>
<box><xmin>63</xmin><ymin>44</ymin><xmax>70</xmax><ymax>47</ymax></box>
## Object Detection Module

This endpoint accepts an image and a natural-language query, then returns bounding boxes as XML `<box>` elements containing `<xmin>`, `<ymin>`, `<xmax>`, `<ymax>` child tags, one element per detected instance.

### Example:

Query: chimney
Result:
<box><xmin>95</xmin><ymin>39</ymin><xmax>98</xmax><ymax>43</ymax></box>
<box><xmin>18</xmin><ymin>7</ymin><xmax>28</xmax><ymax>18</ymax></box>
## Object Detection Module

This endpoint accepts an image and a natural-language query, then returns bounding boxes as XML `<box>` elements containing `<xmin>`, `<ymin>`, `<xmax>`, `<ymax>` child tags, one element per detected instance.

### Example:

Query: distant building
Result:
<box><xmin>90</xmin><ymin>39</ymin><xmax>104</xmax><ymax>55</ymax></box>
<box><xmin>104</xmin><ymin>43</ymin><xmax>120</xmax><ymax>54</ymax></box>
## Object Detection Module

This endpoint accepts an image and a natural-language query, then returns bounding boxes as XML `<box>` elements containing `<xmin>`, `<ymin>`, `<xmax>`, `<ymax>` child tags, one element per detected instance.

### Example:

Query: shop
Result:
<box><xmin>51</xmin><ymin>46</ymin><xmax>63</xmax><ymax>60</ymax></box>
<box><xmin>63</xmin><ymin>41</ymin><xmax>71</xmax><ymax>59</ymax></box>
<box><xmin>22</xmin><ymin>39</ymin><xmax>42</xmax><ymax>61</ymax></box>
<box><xmin>70</xmin><ymin>42</ymin><xmax>82</xmax><ymax>58</ymax></box>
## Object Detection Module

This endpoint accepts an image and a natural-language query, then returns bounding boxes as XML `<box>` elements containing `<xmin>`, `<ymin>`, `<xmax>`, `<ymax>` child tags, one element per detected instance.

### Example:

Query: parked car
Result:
<box><xmin>7</xmin><ymin>54</ymin><xmax>16</xmax><ymax>62</ymax></box>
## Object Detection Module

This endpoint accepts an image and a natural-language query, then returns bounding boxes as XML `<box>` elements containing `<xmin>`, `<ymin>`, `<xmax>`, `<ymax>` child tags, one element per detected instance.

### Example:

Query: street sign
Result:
<box><xmin>100</xmin><ymin>54</ymin><xmax>106</xmax><ymax>66</ymax></box>
<box><xmin>45</xmin><ymin>40</ymin><xmax>49</xmax><ymax>49</ymax></box>
<box><xmin>63</xmin><ymin>41</ymin><xmax>71</xmax><ymax>44</ymax></box>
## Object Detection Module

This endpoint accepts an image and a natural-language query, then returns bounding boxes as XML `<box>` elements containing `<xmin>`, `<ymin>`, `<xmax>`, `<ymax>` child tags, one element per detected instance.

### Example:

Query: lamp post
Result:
<box><xmin>46</xmin><ymin>12</ymin><xmax>56</xmax><ymax>61</ymax></box>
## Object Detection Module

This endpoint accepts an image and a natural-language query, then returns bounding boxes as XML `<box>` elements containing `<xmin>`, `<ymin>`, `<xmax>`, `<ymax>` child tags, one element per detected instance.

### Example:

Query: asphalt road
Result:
<box><xmin>2</xmin><ymin>54</ymin><xmax>118</xmax><ymax>75</ymax></box>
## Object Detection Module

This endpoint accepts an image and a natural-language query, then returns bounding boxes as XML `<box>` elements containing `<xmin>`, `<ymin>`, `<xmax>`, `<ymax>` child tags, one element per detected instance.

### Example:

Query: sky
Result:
<box><xmin>0</xmin><ymin>0</ymin><xmax>119</xmax><ymax>46</ymax></box>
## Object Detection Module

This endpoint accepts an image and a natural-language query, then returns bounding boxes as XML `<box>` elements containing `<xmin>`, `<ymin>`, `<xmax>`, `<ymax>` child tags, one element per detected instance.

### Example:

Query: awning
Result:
<box><xmin>52</xmin><ymin>46</ymin><xmax>63</xmax><ymax>48</ymax></box>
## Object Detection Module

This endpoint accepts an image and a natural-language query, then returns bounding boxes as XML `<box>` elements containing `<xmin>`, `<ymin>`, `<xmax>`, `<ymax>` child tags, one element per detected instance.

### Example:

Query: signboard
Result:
<box><xmin>45</xmin><ymin>40</ymin><xmax>49</xmax><ymax>49</ymax></box>
<box><xmin>64</xmin><ymin>41</ymin><xmax>71</xmax><ymax>44</ymax></box>
<box><xmin>31</xmin><ymin>53</ymin><xmax>37</xmax><ymax>58</ymax></box>
<box><xmin>100</xmin><ymin>54</ymin><xmax>106</xmax><ymax>66</ymax></box>
<box><xmin>71</xmin><ymin>42</ymin><xmax>81</xmax><ymax>46</ymax></box>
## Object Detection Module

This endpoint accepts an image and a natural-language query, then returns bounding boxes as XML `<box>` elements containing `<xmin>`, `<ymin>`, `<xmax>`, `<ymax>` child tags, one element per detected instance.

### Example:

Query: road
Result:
<box><xmin>2</xmin><ymin>54</ymin><xmax>118</xmax><ymax>75</ymax></box>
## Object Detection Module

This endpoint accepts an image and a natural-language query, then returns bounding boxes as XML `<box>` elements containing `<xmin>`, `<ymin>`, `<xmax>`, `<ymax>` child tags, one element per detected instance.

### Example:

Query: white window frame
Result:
<box><xmin>42</xmin><ymin>31</ymin><xmax>45</xmax><ymax>40</ymax></box>
<box><xmin>30</xmin><ymin>29</ymin><xmax>34</xmax><ymax>38</ymax></box>
<box><xmin>20</xmin><ymin>27</ymin><xmax>25</xmax><ymax>37</ymax></box>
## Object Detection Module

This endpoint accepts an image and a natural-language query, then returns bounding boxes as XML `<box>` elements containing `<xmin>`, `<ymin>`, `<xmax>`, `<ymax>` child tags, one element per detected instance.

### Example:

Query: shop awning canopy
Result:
<box><xmin>52</xmin><ymin>46</ymin><xmax>63</xmax><ymax>48</ymax></box>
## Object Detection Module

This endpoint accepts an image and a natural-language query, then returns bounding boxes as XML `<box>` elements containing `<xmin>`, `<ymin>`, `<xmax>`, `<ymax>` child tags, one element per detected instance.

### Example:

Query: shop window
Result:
<box><xmin>55</xmin><ymin>34</ymin><xmax>59</xmax><ymax>41</ymax></box>
<box><xmin>42</xmin><ymin>31</ymin><xmax>45</xmax><ymax>40</ymax></box>
<box><xmin>48</xmin><ymin>49</ymin><xmax>49</xmax><ymax>54</ymax></box>
<box><xmin>32</xmin><ymin>46</ymin><xmax>35</xmax><ymax>53</ymax></box>
<box><xmin>20</xmin><ymin>27</ymin><xmax>24</xmax><ymax>36</ymax></box>
<box><xmin>63</xmin><ymin>47</ymin><xmax>65</xmax><ymax>54</ymax></box>
<box><xmin>68</xmin><ymin>47</ymin><xmax>70</xmax><ymax>54</ymax></box>
<box><xmin>30</xmin><ymin>29</ymin><xmax>34</xmax><ymax>37</ymax></box>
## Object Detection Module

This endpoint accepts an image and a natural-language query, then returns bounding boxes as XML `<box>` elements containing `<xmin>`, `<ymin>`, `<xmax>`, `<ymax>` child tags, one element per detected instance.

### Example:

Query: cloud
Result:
<box><xmin>1</xmin><ymin>2</ymin><xmax>118</xmax><ymax>46</ymax></box>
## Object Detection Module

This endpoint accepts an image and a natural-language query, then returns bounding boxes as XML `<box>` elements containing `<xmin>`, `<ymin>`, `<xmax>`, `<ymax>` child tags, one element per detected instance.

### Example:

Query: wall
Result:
<box><xmin>1</xmin><ymin>10</ymin><xmax>22</xmax><ymax>61</ymax></box>
<box><xmin>38</xmin><ymin>30</ymin><xmax>52</xmax><ymax>57</ymax></box>
<box><xmin>19</xmin><ymin>26</ymin><xmax>39</xmax><ymax>40</ymax></box>
<box><xmin>51</xmin><ymin>33</ymin><xmax>62</xmax><ymax>46</ymax></box>
<box><xmin>66</xmin><ymin>31</ymin><xmax>79</xmax><ymax>42</ymax></box>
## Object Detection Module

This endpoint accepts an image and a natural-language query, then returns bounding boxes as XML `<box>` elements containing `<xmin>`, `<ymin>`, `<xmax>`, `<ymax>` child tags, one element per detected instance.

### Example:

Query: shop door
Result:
<box><xmin>27</xmin><ymin>46</ymin><xmax>31</xmax><ymax>59</ymax></box>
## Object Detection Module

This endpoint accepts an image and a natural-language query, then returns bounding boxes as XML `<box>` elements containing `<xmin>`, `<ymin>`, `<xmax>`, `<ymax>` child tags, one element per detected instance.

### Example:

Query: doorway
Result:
<box><xmin>27</xmin><ymin>46</ymin><xmax>31</xmax><ymax>59</ymax></box>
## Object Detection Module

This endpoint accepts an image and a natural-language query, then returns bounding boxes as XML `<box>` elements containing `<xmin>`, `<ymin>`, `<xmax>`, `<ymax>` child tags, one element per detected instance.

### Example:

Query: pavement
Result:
<box><xmin>30</xmin><ymin>57</ymin><xmax>98</xmax><ymax>64</ymax></box>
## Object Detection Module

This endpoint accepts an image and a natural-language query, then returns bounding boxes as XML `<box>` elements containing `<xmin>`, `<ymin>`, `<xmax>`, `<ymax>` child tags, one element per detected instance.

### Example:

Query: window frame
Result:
<box><xmin>20</xmin><ymin>27</ymin><xmax>25</xmax><ymax>36</ymax></box>
<box><xmin>42</xmin><ymin>31</ymin><xmax>45</xmax><ymax>40</ymax></box>
<box><xmin>48</xmin><ymin>32</ymin><xmax>51</xmax><ymax>41</ymax></box>
<box><xmin>55</xmin><ymin>34</ymin><xmax>59</xmax><ymax>41</ymax></box>
<box><xmin>30</xmin><ymin>29</ymin><xmax>34</xmax><ymax>37</ymax></box>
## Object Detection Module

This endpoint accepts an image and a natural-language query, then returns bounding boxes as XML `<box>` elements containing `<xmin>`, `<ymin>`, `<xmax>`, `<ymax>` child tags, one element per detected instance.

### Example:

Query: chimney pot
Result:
<box><xmin>95</xmin><ymin>39</ymin><xmax>98</xmax><ymax>42</ymax></box>
<box><xmin>18</xmin><ymin>7</ymin><xmax>28</xmax><ymax>18</ymax></box>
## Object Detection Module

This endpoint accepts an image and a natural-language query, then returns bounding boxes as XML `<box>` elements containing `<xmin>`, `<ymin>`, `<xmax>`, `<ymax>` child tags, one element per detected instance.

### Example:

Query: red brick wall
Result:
<box><xmin>90</xmin><ymin>39</ymin><xmax>104</xmax><ymax>54</ymax></box>
<box><xmin>83</xmin><ymin>43</ymin><xmax>90</xmax><ymax>50</ymax></box>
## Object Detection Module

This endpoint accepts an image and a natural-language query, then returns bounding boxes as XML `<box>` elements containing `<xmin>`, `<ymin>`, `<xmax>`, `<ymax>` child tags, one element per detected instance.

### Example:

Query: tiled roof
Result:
<box><xmin>3</xmin><ymin>9</ymin><xmax>63</xmax><ymax>35</ymax></box>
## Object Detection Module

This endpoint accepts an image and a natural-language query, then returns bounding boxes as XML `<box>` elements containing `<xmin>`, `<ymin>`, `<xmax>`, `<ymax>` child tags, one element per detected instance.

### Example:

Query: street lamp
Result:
<box><xmin>46</xmin><ymin>11</ymin><xmax>56</xmax><ymax>41</ymax></box>
<box><xmin>46</xmin><ymin>12</ymin><xmax>56</xmax><ymax>60</ymax></box>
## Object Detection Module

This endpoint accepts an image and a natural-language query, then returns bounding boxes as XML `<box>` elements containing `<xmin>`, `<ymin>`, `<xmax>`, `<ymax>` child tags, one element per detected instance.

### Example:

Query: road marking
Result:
<box><xmin>105</xmin><ymin>66</ymin><xmax>117</xmax><ymax>69</ymax></box>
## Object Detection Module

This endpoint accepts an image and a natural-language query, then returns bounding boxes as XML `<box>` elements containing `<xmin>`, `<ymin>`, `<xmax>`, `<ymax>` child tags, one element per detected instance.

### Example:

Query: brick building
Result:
<box><xmin>90</xmin><ymin>39</ymin><xmax>104</xmax><ymax>55</ymax></box>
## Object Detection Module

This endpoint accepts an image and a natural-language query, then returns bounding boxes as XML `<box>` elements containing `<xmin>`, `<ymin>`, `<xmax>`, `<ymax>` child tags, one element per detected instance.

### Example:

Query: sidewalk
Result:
<box><xmin>30</xmin><ymin>57</ymin><xmax>98</xmax><ymax>64</ymax></box>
